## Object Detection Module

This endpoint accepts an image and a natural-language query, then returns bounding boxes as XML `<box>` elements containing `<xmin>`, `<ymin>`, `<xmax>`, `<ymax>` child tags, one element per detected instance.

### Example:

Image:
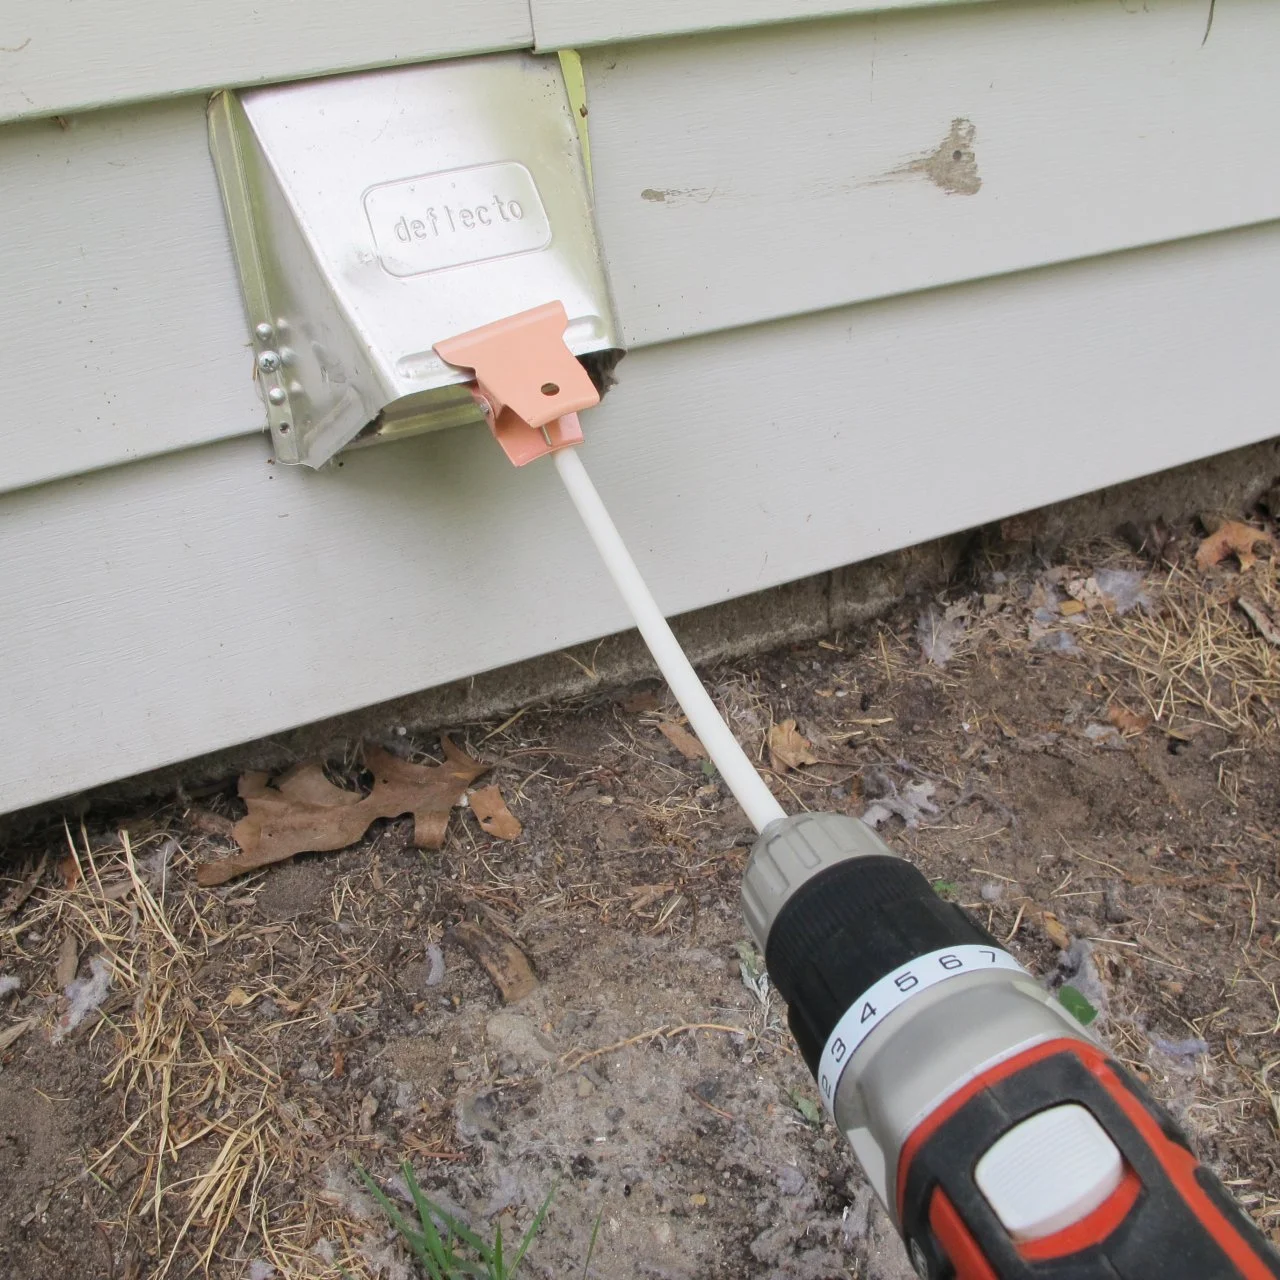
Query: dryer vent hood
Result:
<box><xmin>208</xmin><ymin>54</ymin><xmax>620</xmax><ymax>468</ymax></box>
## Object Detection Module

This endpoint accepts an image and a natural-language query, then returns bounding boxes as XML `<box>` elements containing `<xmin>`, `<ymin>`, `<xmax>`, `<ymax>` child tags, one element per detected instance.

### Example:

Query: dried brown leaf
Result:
<box><xmin>1040</xmin><ymin>911</ymin><xmax>1071</xmax><ymax>950</ymax></box>
<box><xmin>224</xmin><ymin>986</ymin><xmax>253</xmax><ymax>1009</ymax></box>
<box><xmin>447</xmin><ymin>921</ymin><xmax>538</xmax><ymax>1003</ymax></box>
<box><xmin>1195</xmin><ymin>521</ymin><xmax>1275</xmax><ymax>572</ymax></box>
<box><xmin>769</xmin><ymin>719</ymin><xmax>818</xmax><ymax>772</ymax></box>
<box><xmin>1107</xmin><ymin>704</ymin><xmax>1151</xmax><ymax>736</ymax></box>
<box><xmin>188</xmin><ymin>807</ymin><xmax>235</xmax><ymax>838</ymax></box>
<box><xmin>469</xmin><ymin>786</ymin><xmax>523</xmax><ymax>840</ymax></box>
<box><xmin>658</xmin><ymin>721</ymin><xmax>707</xmax><ymax>760</ymax></box>
<box><xmin>196</xmin><ymin>739</ymin><xmax>488</xmax><ymax>886</ymax></box>
<box><xmin>274</xmin><ymin>761</ymin><xmax>363</xmax><ymax>809</ymax></box>
<box><xmin>620</xmin><ymin>688</ymin><xmax>661</xmax><ymax>714</ymax></box>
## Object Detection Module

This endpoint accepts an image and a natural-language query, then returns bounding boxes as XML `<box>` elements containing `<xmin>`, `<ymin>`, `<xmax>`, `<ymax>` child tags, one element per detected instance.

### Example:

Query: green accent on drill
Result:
<box><xmin>1057</xmin><ymin>984</ymin><xmax>1099</xmax><ymax>1027</ymax></box>
<box><xmin>558</xmin><ymin>50</ymin><xmax>592</xmax><ymax>192</ymax></box>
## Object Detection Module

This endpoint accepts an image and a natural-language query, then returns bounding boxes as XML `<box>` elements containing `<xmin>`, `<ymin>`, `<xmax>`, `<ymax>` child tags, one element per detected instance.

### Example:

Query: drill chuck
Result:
<box><xmin>742</xmin><ymin>813</ymin><xmax>1280</xmax><ymax>1279</ymax></box>
<box><xmin>745</xmin><ymin>812</ymin><xmax>1013</xmax><ymax>1078</ymax></box>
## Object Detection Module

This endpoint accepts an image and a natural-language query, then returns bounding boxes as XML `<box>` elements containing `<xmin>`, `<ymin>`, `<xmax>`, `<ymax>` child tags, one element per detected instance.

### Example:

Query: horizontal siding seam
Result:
<box><xmin>3</xmin><ymin>222</ymin><xmax>1277</xmax><ymax>499</ymax></box>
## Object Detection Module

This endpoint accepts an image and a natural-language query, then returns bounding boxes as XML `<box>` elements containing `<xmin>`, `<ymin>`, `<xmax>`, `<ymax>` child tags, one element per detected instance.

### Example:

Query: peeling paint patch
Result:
<box><xmin>885</xmin><ymin>118</ymin><xmax>981</xmax><ymax>196</ymax></box>
<box><xmin>640</xmin><ymin>186</ymin><xmax>717</xmax><ymax>205</ymax></box>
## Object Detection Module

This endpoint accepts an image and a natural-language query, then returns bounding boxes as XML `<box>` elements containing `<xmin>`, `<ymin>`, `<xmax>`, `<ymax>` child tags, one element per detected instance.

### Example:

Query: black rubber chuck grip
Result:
<box><xmin>764</xmin><ymin>854</ymin><xmax>1002</xmax><ymax>1074</ymax></box>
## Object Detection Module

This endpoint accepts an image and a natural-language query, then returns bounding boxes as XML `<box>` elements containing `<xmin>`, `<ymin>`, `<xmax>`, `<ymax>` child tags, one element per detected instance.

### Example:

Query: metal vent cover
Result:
<box><xmin>209</xmin><ymin>54</ymin><xmax>619</xmax><ymax>467</ymax></box>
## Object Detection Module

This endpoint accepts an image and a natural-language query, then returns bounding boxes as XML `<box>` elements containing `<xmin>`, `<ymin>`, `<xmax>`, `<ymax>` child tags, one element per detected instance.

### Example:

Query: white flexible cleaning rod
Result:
<box><xmin>553</xmin><ymin>446</ymin><xmax>787</xmax><ymax>835</ymax></box>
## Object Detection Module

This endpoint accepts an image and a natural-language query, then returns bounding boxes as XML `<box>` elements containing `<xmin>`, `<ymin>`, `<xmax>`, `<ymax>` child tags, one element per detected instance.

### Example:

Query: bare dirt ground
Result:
<box><xmin>3</xmin><ymin>517</ymin><xmax>1280</xmax><ymax>1280</ymax></box>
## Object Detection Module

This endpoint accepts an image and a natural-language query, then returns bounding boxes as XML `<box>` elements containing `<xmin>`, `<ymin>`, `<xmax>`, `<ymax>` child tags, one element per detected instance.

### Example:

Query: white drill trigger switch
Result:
<box><xmin>974</xmin><ymin>1104</ymin><xmax>1126</xmax><ymax>1242</ymax></box>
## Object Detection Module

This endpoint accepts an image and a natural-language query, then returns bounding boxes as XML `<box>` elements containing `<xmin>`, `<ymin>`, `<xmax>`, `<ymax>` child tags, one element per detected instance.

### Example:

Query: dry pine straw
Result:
<box><xmin>1078</xmin><ymin>557</ymin><xmax>1280</xmax><ymax>735</ymax></box>
<box><xmin>3</xmin><ymin>536</ymin><xmax>1280</xmax><ymax>1274</ymax></box>
<box><xmin>11</xmin><ymin>827</ymin><xmax>374</xmax><ymax>1278</ymax></box>
<box><xmin>5</xmin><ymin>806</ymin><xmax>764</xmax><ymax>1276</ymax></box>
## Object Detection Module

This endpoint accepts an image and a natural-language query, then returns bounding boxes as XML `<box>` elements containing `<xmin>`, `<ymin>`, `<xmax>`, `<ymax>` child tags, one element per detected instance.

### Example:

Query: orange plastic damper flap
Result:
<box><xmin>434</xmin><ymin>300</ymin><xmax>600</xmax><ymax>467</ymax></box>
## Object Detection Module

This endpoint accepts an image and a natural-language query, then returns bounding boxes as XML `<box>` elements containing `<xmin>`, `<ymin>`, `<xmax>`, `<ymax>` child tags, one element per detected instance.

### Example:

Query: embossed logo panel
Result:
<box><xmin>364</xmin><ymin>162</ymin><xmax>552</xmax><ymax>277</ymax></box>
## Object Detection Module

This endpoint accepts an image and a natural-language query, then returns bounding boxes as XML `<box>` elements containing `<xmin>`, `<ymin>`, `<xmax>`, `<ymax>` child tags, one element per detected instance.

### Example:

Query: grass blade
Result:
<box><xmin>400</xmin><ymin>1162</ymin><xmax>453</xmax><ymax>1272</ymax></box>
<box><xmin>508</xmin><ymin>1183</ymin><xmax>556</xmax><ymax>1273</ymax></box>
<box><xmin>360</xmin><ymin>1160</ymin><xmax>553</xmax><ymax>1279</ymax></box>
<box><xmin>440</xmin><ymin>1251</ymin><xmax>489</xmax><ymax>1280</ymax></box>
<box><xmin>582</xmin><ymin>1205</ymin><xmax>604</xmax><ymax>1279</ymax></box>
<box><xmin>427</xmin><ymin>1203</ymin><xmax>493</xmax><ymax>1260</ymax></box>
<box><xmin>396</xmin><ymin>1165</ymin><xmax>489</xmax><ymax>1277</ymax></box>
<box><xmin>356</xmin><ymin>1165</ymin><xmax>443</xmax><ymax>1279</ymax></box>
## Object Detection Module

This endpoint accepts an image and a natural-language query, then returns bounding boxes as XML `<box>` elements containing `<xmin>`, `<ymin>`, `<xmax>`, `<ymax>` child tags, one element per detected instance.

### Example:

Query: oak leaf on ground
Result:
<box><xmin>196</xmin><ymin>739</ymin><xmax>487</xmax><ymax>886</ymax></box>
<box><xmin>768</xmin><ymin>719</ymin><xmax>818</xmax><ymax>772</ymax></box>
<box><xmin>1195</xmin><ymin>522</ymin><xmax>1275</xmax><ymax>572</ymax></box>
<box><xmin>468</xmin><ymin>785</ymin><xmax>523</xmax><ymax>840</ymax></box>
<box><xmin>1107</xmin><ymin>704</ymin><xmax>1151</xmax><ymax>736</ymax></box>
<box><xmin>657</xmin><ymin>721</ymin><xmax>708</xmax><ymax>760</ymax></box>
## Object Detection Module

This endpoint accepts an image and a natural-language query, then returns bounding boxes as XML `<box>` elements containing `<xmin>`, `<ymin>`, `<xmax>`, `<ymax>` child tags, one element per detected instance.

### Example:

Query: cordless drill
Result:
<box><xmin>432</xmin><ymin>299</ymin><xmax>1280</xmax><ymax>1280</ymax></box>
<box><xmin>743</xmin><ymin>812</ymin><xmax>1280</xmax><ymax>1280</ymax></box>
